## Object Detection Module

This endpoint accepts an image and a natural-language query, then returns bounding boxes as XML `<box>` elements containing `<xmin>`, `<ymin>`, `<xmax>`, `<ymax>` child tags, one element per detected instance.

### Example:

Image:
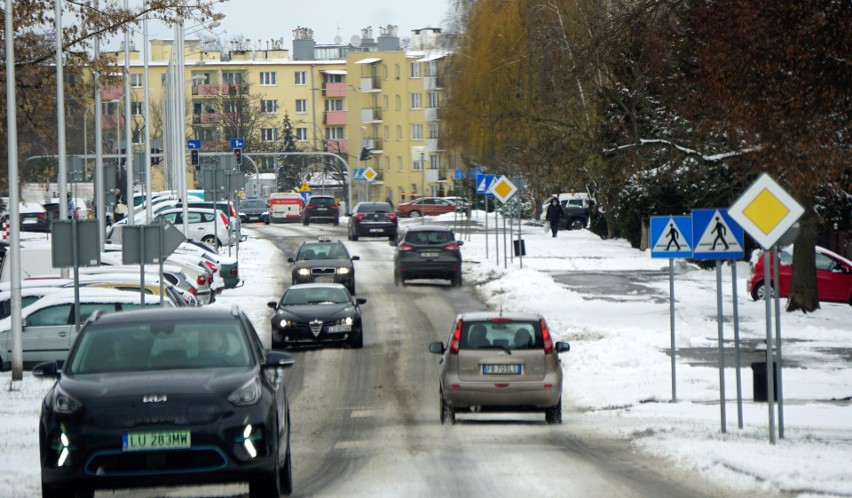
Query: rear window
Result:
<box><xmin>403</xmin><ymin>230</ymin><xmax>454</xmax><ymax>244</ymax></box>
<box><xmin>461</xmin><ymin>320</ymin><xmax>542</xmax><ymax>351</ymax></box>
<box><xmin>357</xmin><ymin>203</ymin><xmax>392</xmax><ymax>214</ymax></box>
<box><xmin>309</xmin><ymin>197</ymin><xmax>336</xmax><ymax>207</ymax></box>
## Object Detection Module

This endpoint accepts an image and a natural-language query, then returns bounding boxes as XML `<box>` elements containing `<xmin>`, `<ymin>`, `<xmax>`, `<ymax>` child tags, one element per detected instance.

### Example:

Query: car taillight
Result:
<box><xmin>540</xmin><ymin>318</ymin><xmax>554</xmax><ymax>354</ymax></box>
<box><xmin>197</xmin><ymin>275</ymin><xmax>207</xmax><ymax>286</ymax></box>
<box><xmin>330</xmin><ymin>205</ymin><xmax>339</xmax><ymax>210</ymax></box>
<box><xmin>189</xmin><ymin>287</ymin><xmax>197</xmax><ymax>296</ymax></box>
<box><xmin>204</xmin><ymin>261</ymin><xmax>216</xmax><ymax>273</ymax></box>
<box><xmin>398</xmin><ymin>243</ymin><xmax>414</xmax><ymax>251</ymax></box>
<box><xmin>490</xmin><ymin>318</ymin><xmax>512</xmax><ymax>323</ymax></box>
<box><xmin>354</xmin><ymin>213</ymin><xmax>367</xmax><ymax>221</ymax></box>
<box><xmin>387</xmin><ymin>213</ymin><xmax>397</xmax><ymax>222</ymax></box>
<box><xmin>230</xmin><ymin>206</ymin><xmax>236</xmax><ymax>217</ymax></box>
<box><xmin>443</xmin><ymin>242</ymin><xmax>461</xmax><ymax>251</ymax></box>
<box><xmin>220</xmin><ymin>213</ymin><xmax>229</xmax><ymax>225</ymax></box>
<box><xmin>306</xmin><ymin>205</ymin><xmax>316</xmax><ymax>210</ymax></box>
<box><xmin>449</xmin><ymin>320</ymin><xmax>462</xmax><ymax>354</ymax></box>
<box><xmin>229</xmin><ymin>267</ymin><xmax>238</xmax><ymax>276</ymax></box>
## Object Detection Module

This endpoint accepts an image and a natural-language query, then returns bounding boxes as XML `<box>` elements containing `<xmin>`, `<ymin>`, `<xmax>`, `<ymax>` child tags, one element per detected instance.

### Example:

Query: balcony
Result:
<box><xmin>191</xmin><ymin>84</ymin><xmax>248</xmax><ymax>97</ymax></box>
<box><xmin>325</xmin><ymin>139</ymin><xmax>348</xmax><ymax>154</ymax></box>
<box><xmin>323</xmin><ymin>82</ymin><xmax>348</xmax><ymax>97</ymax></box>
<box><xmin>360</xmin><ymin>76</ymin><xmax>381</xmax><ymax>92</ymax></box>
<box><xmin>192</xmin><ymin>112</ymin><xmax>222</xmax><ymax>125</ymax></box>
<box><xmin>426</xmin><ymin>138</ymin><xmax>444</xmax><ymax>151</ymax></box>
<box><xmin>361</xmin><ymin>107</ymin><xmax>382</xmax><ymax>123</ymax></box>
<box><xmin>363</xmin><ymin>138</ymin><xmax>383</xmax><ymax>152</ymax></box>
<box><xmin>423</xmin><ymin>75</ymin><xmax>445</xmax><ymax>90</ymax></box>
<box><xmin>424</xmin><ymin>107</ymin><xmax>442</xmax><ymax>122</ymax></box>
<box><xmin>323</xmin><ymin>111</ymin><xmax>348</xmax><ymax>125</ymax></box>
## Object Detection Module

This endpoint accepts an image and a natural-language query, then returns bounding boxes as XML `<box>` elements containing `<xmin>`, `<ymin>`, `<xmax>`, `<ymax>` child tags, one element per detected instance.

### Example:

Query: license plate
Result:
<box><xmin>122</xmin><ymin>430</ymin><xmax>191</xmax><ymax>452</ymax></box>
<box><xmin>327</xmin><ymin>324</ymin><xmax>352</xmax><ymax>333</ymax></box>
<box><xmin>483</xmin><ymin>364</ymin><xmax>521</xmax><ymax>375</ymax></box>
<box><xmin>421</xmin><ymin>252</ymin><xmax>439</xmax><ymax>258</ymax></box>
<box><xmin>314</xmin><ymin>276</ymin><xmax>334</xmax><ymax>283</ymax></box>
<box><xmin>369</xmin><ymin>228</ymin><xmax>383</xmax><ymax>233</ymax></box>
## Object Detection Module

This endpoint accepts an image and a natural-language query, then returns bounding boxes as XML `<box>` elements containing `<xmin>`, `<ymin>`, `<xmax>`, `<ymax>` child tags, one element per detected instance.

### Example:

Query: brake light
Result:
<box><xmin>398</xmin><ymin>243</ymin><xmax>414</xmax><ymax>251</ymax></box>
<box><xmin>204</xmin><ymin>261</ymin><xmax>216</xmax><ymax>273</ymax></box>
<box><xmin>189</xmin><ymin>287</ymin><xmax>197</xmax><ymax>296</ymax></box>
<box><xmin>229</xmin><ymin>267</ymin><xmax>238</xmax><ymax>276</ymax></box>
<box><xmin>330</xmin><ymin>205</ymin><xmax>339</xmax><ymax>210</ymax></box>
<box><xmin>387</xmin><ymin>213</ymin><xmax>397</xmax><ymax>222</ymax></box>
<box><xmin>197</xmin><ymin>275</ymin><xmax>207</xmax><ymax>286</ymax></box>
<box><xmin>541</xmin><ymin>318</ymin><xmax>554</xmax><ymax>354</ymax></box>
<box><xmin>353</xmin><ymin>213</ymin><xmax>367</xmax><ymax>222</ymax></box>
<box><xmin>449</xmin><ymin>320</ymin><xmax>462</xmax><ymax>354</ymax></box>
<box><xmin>490</xmin><ymin>318</ymin><xmax>512</xmax><ymax>323</ymax></box>
<box><xmin>229</xmin><ymin>206</ymin><xmax>236</xmax><ymax>217</ymax></box>
<box><xmin>220</xmin><ymin>212</ymin><xmax>229</xmax><ymax>225</ymax></box>
<box><xmin>443</xmin><ymin>242</ymin><xmax>461</xmax><ymax>251</ymax></box>
<box><xmin>306</xmin><ymin>205</ymin><xmax>316</xmax><ymax>210</ymax></box>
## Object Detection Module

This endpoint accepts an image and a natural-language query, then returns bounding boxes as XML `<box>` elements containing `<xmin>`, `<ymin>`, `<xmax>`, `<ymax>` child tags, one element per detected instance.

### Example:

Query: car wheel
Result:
<box><xmin>42</xmin><ymin>484</ymin><xmax>93</xmax><ymax>498</ymax></box>
<box><xmin>569</xmin><ymin>218</ymin><xmax>585</xmax><ymax>230</ymax></box>
<box><xmin>279</xmin><ymin>416</ymin><xmax>293</xmax><ymax>495</ymax></box>
<box><xmin>351</xmin><ymin>231</ymin><xmax>359</xmax><ymax>241</ymax></box>
<box><xmin>545</xmin><ymin>397</ymin><xmax>563</xmax><ymax>425</ymax></box>
<box><xmin>201</xmin><ymin>235</ymin><xmax>220</xmax><ymax>249</ymax></box>
<box><xmin>302</xmin><ymin>218</ymin><xmax>309</xmax><ymax>226</ymax></box>
<box><xmin>249</xmin><ymin>427</ymin><xmax>283</xmax><ymax>498</ymax></box>
<box><xmin>394</xmin><ymin>269</ymin><xmax>404</xmax><ymax>287</ymax></box>
<box><xmin>333</xmin><ymin>219</ymin><xmax>340</xmax><ymax>226</ymax></box>
<box><xmin>451</xmin><ymin>272</ymin><xmax>463</xmax><ymax>287</ymax></box>
<box><xmin>752</xmin><ymin>281</ymin><xmax>775</xmax><ymax>301</ymax></box>
<box><xmin>409</xmin><ymin>210</ymin><xmax>421</xmax><ymax>218</ymax></box>
<box><xmin>440</xmin><ymin>393</ymin><xmax>455</xmax><ymax>425</ymax></box>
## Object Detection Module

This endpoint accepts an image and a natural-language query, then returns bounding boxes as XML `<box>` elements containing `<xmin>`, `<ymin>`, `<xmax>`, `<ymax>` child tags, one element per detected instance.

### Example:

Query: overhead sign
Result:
<box><xmin>363</xmin><ymin>167</ymin><xmax>378</xmax><ymax>182</ymax></box>
<box><xmin>691</xmin><ymin>209</ymin><xmax>744</xmax><ymax>260</ymax></box>
<box><xmin>186</xmin><ymin>139</ymin><xmax>201</xmax><ymax>150</ymax></box>
<box><xmin>230</xmin><ymin>138</ymin><xmax>244</xmax><ymax>149</ymax></box>
<box><xmin>352</xmin><ymin>168</ymin><xmax>365</xmax><ymax>181</ymax></box>
<box><xmin>650</xmin><ymin>216</ymin><xmax>693</xmax><ymax>259</ymax></box>
<box><xmin>728</xmin><ymin>173</ymin><xmax>804</xmax><ymax>250</ymax></box>
<box><xmin>475</xmin><ymin>174</ymin><xmax>496</xmax><ymax>196</ymax></box>
<box><xmin>490</xmin><ymin>176</ymin><xmax>518</xmax><ymax>203</ymax></box>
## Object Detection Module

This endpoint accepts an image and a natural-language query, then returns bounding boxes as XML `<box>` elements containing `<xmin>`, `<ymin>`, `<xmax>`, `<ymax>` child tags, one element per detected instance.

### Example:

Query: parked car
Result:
<box><xmin>239</xmin><ymin>198</ymin><xmax>269</xmax><ymax>223</ymax></box>
<box><xmin>288</xmin><ymin>237</ymin><xmax>359</xmax><ymax>294</ymax></box>
<box><xmin>267</xmin><ymin>283</ymin><xmax>366</xmax><ymax>349</ymax></box>
<box><xmin>301</xmin><ymin>195</ymin><xmax>339</xmax><ymax>225</ymax></box>
<box><xmin>392</xmin><ymin>225</ymin><xmax>463</xmax><ymax>287</ymax></box>
<box><xmin>347</xmin><ymin>202</ymin><xmax>398</xmax><ymax>241</ymax></box>
<box><xmin>0</xmin><ymin>287</ymin><xmax>65</xmax><ymax>319</ymax></box>
<box><xmin>155</xmin><ymin>207</ymin><xmax>232</xmax><ymax>248</ymax></box>
<box><xmin>746</xmin><ymin>245</ymin><xmax>852</xmax><ymax>304</ymax></box>
<box><xmin>34</xmin><ymin>306</ymin><xmax>295</xmax><ymax>497</ymax></box>
<box><xmin>176</xmin><ymin>200</ymin><xmax>242</xmax><ymax>241</ymax></box>
<box><xmin>0</xmin><ymin>287</ymin><xmax>173</xmax><ymax>369</ymax></box>
<box><xmin>428</xmin><ymin>311</ymin><xmax>571</xmax><ymax>424</ymax></box>
<box><xmin>19</xmin><ymin>201</ymin><xmax>61</xmax><ymax>233</ymax></box>
<box><xmin>396</xmin><ymin>197</ymin><xmax>457</xmax><ymax>218</ymax></box>
<box><xmin>539</xmin><ymin>193</ymin><xmax>591</xmax><ymax>230</ymax></box>
<box><xmin>173</xmin><ymin>240</ymin><xmax>240</xmax><ymax>289</ymax></box>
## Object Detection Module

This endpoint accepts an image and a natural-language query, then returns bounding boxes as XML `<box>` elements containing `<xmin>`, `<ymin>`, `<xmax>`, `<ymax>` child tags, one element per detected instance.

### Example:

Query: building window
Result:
<box><xmin>429</xmin><ymin>123</ymin><xmax>440</xmax><ymax>139</ymax></box>
<box><xmin>295</xmin><ymin>99</ymin><xmax>308</xmax><ymax>113</ymax></box>
<box><xmin>427</xmin><ymin>91</ymin><xmax>441</xmax><ymax>108</ymax></box>
<box><xmin>130</xmin><ymin>73</ymin><xmax>143</xmax><ymax>88</ymax></box>
<box><xmin>326</xmin><ymin>127</ymin><xmax>345</xmax><ymax>140</ymax></box>
<box><xmin>224</xmin><ymin>101</ymin><xmax>243</xmax><ymax>113</ymax></box>
<box><xmin>259</xmin><ymin>72</ymin><xmax>277</xmax><ymax>85</ymax></box>
<box><xmin>324</xmin><ymin>73</ymin><xmax>343</xmax><ymax>83</ymax></box>
<box><xmin>295</xmin><ymin>71</ymin><xmax>306</xmax><ymax>85</ymax></box>
<box><xmin>384</xmin><ymin>156</ymin><xmax>390</xmax><ymax>170</ymax></box>
<box><xmin>383</xmin><ymin>126</ymin><xmax>389</xmax><ymax>141</ymax></box>
<box><xmin>383</xmin><ymin>95</ymin><xmax>389</xmax><ymax>110</ymax></box>
<box><xmin>410</xmin><ymin>62</ymin><xmax>421</xmax><ymax>78</ymax></box>
<box><xmin>394</xmin><ymin>64</ymin><xmax>400</xmax><ymax>80</ymax></box>
<box><xmin>411</xmin><ymin>124</ymin><xmax>423</xmax><ymax>140</ymax></box>
<box><xmin>261</xmin><ymin>99</ymin><xmax>279</xmax><ymax>114</ymax></box>
<box><xmin>410</xmin><ymin>93</ymin><xmax>422</xmax><ymax>109</ymax></box>
<box><xmin>430</xmin><ymin>154</ymin><xmax>441</xmax><ymax>169</ymax></box>
<box><xmin>382</xmin><ymin>64</ymin><xmax>388</xmax><ymax>80</ymax></box>
<box><xmin>196</xmin><ymin>128</ymin><xmax>217</xmax><ymax>141</ymax></box>
<box><xmin>324</xmin><ymin>99</ymin><xmax>344</xmax><ymax>112</ymax></box>
<box><xmin>223</xmin><ymin>72</ymin><xmax>242</xmax><ymax>85</ymax></box>
<box><xmin>296</xmin><ymin>128</ymin><xmax>308</xmax><ymax>141</ymax></box>
<box><xmin>131</xmin><ymin>101</ymin><xmax>143</xmax><ymax>116</ymax></box>
<box><xmin>395</xmin><ymin>95</ymin><xmax>401</xmax><ymax>111</ymax></box>
<box><xmin>396</xmin><ymin>125</ymin><xmax>402</xmax><ymax>141</ymax></box>
<box><xmin>412</xmin><ymin>157</ymin><xmax>424</xmax><ymax>171</ymax></box>
<box><xmin>262</xmin><ymin>128</ymin><xmax>279</xmax><ymax>142</ymax></box>
<box><xmin>397</xmin><ymin>156</ymin><xmax>403</xmax><ymax>172</ymax></box>
<box><xmin>132</xmin><ymin>130</ymin><xmax>143</xmax><ymax>144</ymax></box>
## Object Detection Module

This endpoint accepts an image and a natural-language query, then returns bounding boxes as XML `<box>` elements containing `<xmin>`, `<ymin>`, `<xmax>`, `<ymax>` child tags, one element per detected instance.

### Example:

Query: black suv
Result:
<box><xmin>392</xmin><ymin>225</ymin><xmax>463</xmax><ymax>287</ymax></box>
<box><xmin>288</xmin><ymin>237</ymin><xmax>359</xmax><ymax>294</ymax></box>
<box><xmin>302</xmin><ymin>196</ymin><xmax>339</xmax><ymax>225</ymax></box>
<box><xmin>348</xmin><ymin>202</ymin><xmax>398</xmax><ymax>241</ymax></box>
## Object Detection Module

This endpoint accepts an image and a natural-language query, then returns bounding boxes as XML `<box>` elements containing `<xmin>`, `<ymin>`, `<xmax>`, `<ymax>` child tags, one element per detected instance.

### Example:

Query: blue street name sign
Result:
<box><xmin>475</xmin><ymin>174</ymin><xmax>496</xmax><ymax>196</ymax></box>
<box><xmin>471</xmin><ymin>167</ymin><xmax>484</xmax><ymax>178</ymax></box>
<box><xmin>691</xmin><ymin>209</ymin><xmax>745</xmax><ymax>260</ymax></box>
<box><xmin>186</xmin><ymin>140</ymin><xmax>201</xmax><ymax>150</ymax></box>
<box><xmin>230</xmin><ymin>138</ymin><xmax>244</xmax><ymax>149</ymax></box>
<box><xmin>352</xmin><ymin>168</ymin><xmax>366</xmax><ymax>181</ymax></box>
<box><xmin>650</xmin><ymin>216</ymin><xmax>693</xmax><ymax>259</ymax></box>
<box><xmin>454</xmin><ymin>168</ymin><xmax>465</xmax><ymax>180</ymax></box>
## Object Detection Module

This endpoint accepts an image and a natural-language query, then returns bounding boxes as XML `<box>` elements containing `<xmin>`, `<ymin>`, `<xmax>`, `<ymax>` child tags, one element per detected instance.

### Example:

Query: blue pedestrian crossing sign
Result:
<box><xmin>352</xmin><ymin>168</ymin><xmax>365</xmax><ymax>181</ymax></box>
<box><xmin>650</xmin><ymin>216</ymin><xmax>693</xmax><ymax>259</ymax></box>
<box><xmin>691</xmin><ymin>209</ymin><xmax>744</xmax><ymax>260</ymax></box>
<box><xmin>475</xmin><ymin>174</ymin><xmax>496</xmax><ymax>196</ymax></box>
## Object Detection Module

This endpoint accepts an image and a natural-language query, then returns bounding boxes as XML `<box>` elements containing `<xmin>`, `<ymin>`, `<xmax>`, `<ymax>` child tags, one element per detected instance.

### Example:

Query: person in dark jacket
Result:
<box><xmin>545</xmin><ymin>196</ymin><xmax>563</xmax><ymax>238</ymax></box>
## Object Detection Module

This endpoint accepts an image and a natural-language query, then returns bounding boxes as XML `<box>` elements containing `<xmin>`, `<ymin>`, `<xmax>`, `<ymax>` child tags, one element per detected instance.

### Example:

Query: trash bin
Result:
<box><xmin>513</xmin><ymin>239</ymin><xmax>526</xmax><ymax>257</ymax></box>
<box><xmin>751</xmin><ymin>361</ymin><xmax>778</xmax><ymax>402</ymax></box>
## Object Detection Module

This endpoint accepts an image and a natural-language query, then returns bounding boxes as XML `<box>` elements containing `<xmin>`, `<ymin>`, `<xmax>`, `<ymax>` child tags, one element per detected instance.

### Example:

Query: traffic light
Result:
<box><xmin>359</xmin><ymin>146</ymin><xmax>372</xmax><ymax>161</ymax></box>
<box><xmin>151</xmin><ymin>147</ymin><xmax>162</xmax><ymax>165</ymax></box>
<box><xmin>234</xmin><ymin>148</ymin><xmax>243</xmax><ymax>166</ymax></box>
<box><xmin>190</xmin><ymin>149</ymin><xmax>199</xmax><ymax>167</ymax></box>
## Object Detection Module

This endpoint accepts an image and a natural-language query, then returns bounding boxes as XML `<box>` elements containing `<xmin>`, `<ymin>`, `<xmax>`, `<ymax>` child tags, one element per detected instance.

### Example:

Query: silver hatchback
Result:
<box><xmin>429</xmin><ymin>312</ymin><xmax>570</xmax><ymax>424</ymax></box>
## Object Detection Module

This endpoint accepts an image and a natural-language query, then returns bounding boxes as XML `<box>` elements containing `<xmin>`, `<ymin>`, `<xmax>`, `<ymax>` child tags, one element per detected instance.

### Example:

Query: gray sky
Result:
<box><xmin>122</xmin><ymin>0</ymin><xmax>454</xmax><ymax>51</ymax></box>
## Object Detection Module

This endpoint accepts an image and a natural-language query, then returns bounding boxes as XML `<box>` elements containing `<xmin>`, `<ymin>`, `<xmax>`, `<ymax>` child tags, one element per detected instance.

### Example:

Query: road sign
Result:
<box><xmin>454</xmin><ymin>168</ymin><xmax>465</xmax><ymax>180</ymax></box>
<box><xmin>728</xmin><ymin>173</ymin><xmax>804</xmax><ymax>250</ymax></box>
<box><xmin>352</xmin><ymin>168</ymin><xmax>366</xmax><ymax>181</ymax></box>
<box><xmin>363</xmin><ymin>167</ymin><xmax>378</xmax><ymax>182</ymax></box>
<box><xmin>691</xmin><ymin>209</ymin><xmax>744</xmax><ymax>260</ymax></box>
<box><xmin>121</xmin><ymin>222</ymin><xmax>185</xmax><ymax>265</ymax></box>
<box><xmin>299</xmin><ymin>191</ymin><xmax>312</xmax><ymax>202</ymax></box>
<box><xmin>490</xmin><ymin>175</ymin><xmax>518</xmax><ymax>203</ymax></box>
<box><xmin>51</xmin><ymin>220</ymin><xmax>101</xmax><ymax>268</ymax></box>
<box><xmin>471</xmin><ymin>167</ymin><xmax>484</xmax><ymax>178</ymax></box>
<box><xmin>186</xmin><ymin>139</ymin><xmax>201</xmax><ymax>150</ymax></box>
<box><xmin>298</xmin><ymin>181</ymin><xmax>311</xmax><ymax>192</ymax></box>
<box><xmin>230</xmin><ymin>138</ymin><xmax>244</xmax><ymax>149</ymax></box>
<box><xmin>239</xmin><ymin>191</ymin><xmax>247</xmax><ymax>201</ymax></box>
<box><xmin>475</xmin><ymin>174</ymin><xmax>496</xmax><ymax>196</ymax></box>
<box><xmin>650</xmin><ymin>216</ymin><xmax>693</xmax><ymax>259</ymax></box>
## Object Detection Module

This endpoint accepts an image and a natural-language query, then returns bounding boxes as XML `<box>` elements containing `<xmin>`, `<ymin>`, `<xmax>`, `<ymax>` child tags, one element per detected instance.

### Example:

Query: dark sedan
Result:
<box><xmin>34</xmin><ymin>307</ymin><xmax>295</xmax><ymax>498</ymax></box>
<box><xmin>347</xmin><ymin>201</ymin><xmax>398</xmax><ymax>241</ymax></box>
<box><xmin>238</xmin><ymin>199</ymin><xmax>269</xmax><ymax>224</ymax></box>
<box><xmin>289</xmin><ymin>238</ymin><xmax>359</xmax><ymax>294</ymax></box>
<box><xmin>268</xmin><ymin>283</ymin><xmax>366</xmax><ymax>349</ymax></box>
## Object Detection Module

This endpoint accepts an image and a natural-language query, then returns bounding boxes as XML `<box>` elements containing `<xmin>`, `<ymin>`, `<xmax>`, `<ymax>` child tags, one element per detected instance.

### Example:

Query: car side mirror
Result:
<box><xmin>32</xmin><ymin>361</ymin><xmax>60</xmax><ymax>378</ymax></box>
<box><xmin>428</xmin><ymin>342</ymin><xmax>445</xmax><ymax>354</ymax></box>
<box><xmin>555</xmin><ymin>341</ymin><xmax>571</xmax><ymax>354</ymax></box>
<box><xmin>351</xmin><ymin>255</ymin><xmax>360</xmax><ymax>261</ymax></box>
<box><xmin>287</xmin><ymin>257</ymin><xmax>294</xmax><ymax>263</ymax></box>
<box><xmin>264</xmin><ymin>350</ymin><xmax>295</xmax><ymax>369</ymax></box>
<box><xmin>267</xmin><ymin>301</ymin><xmax>277</xmax><ymax>309</ymax></box>
<box><xmin>356</xmin><ymin>297</ymin><xmax>367</xmax><ymax>305</ymax></box>
<box><xmin>456</xmin><ymin>240</ymin><xmax>464</xmax><ymax>246</ymax></box>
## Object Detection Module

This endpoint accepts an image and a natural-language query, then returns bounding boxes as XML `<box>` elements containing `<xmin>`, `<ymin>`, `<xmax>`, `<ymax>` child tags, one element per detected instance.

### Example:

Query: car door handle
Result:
<box><xmin>59</xmin><ymin>332</ymin><xmax>68</xmax><ymax>337</ymax></box>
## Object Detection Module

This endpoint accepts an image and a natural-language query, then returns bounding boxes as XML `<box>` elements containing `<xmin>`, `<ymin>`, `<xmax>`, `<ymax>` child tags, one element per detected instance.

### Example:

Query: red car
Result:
<box><xmin>746</xmin><ymin>245</ymin><xmax>852</xmax><ymax>304</ymax></box>
<box><xmin>396</xmin><ymin>197</ymin><xmax>458</xmax><ymax>218</ymax></box>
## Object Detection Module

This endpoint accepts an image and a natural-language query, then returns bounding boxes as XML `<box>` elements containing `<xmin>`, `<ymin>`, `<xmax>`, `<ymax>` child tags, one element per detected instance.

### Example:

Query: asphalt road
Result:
<box><xmin>103</xmin><ymin>223</ymin><xmax>768</xmax><ymax>497</ymax></box>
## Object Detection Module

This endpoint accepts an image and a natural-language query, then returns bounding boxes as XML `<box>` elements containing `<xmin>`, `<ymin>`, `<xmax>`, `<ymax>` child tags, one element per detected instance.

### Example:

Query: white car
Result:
<box><xmin>155</xmin><ymin>207</ymin><xmax>233</xmax><ymax>248</ymax></box>
<box><xmin>0</xmin><ymin>287</ymin><xmax>174</xmax><ymax>369</ymax></box>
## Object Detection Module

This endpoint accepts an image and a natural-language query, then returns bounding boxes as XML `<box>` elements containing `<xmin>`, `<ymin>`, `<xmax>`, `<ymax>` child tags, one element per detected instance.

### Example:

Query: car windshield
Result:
<box><xmin>66</xmin><ymin>320</ymin><xmax>253</xmax><ymax>374</ymax></box>
<box><xmin>297</xmin><ymin>244</ymin><xmax>348</xmax><ymax>260</ymax></box>
<box><xmin>461</xmin><ymin>320</ymin><xmax>542</xmax><ymax>351</ymax></box>
<box><xmin>310</xmin><ymin>198</ymin><xmax>336</xmax><ymax>207</ymax></box>
<box><xmin>241</xmin><ymin>200</ymin><xmax>266</xmax><ymax>209</ymax></box>
<box><xmin>281</xmin><ymin>287</ymin><xmax>350</xmax><ymax>306</ymax></box>
<box><xmin>404</xmin><ymin>230</ymin><xmax>453</xmax><ymax>245</ymax></box>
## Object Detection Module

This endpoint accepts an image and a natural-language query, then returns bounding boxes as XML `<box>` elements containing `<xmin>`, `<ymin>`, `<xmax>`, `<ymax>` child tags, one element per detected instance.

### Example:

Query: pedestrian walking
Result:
<box><xmin>545</xmin><ymin>196</ymin><xmax>563</xmax><ymax>238</ymax></box>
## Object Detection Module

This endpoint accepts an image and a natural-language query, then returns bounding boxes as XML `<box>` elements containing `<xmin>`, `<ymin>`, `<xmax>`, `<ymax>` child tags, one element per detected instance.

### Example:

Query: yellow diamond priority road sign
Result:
<box><xmin>728</xmin><ymin>173</ymin><xmax>804</xmax><ymax>249</ymax></box>
<box><xmin>490</xmin><ymin>175</ymin><xmax>518</xmax><ymax>204</ymax></box>
<box><xmin>363</xmin><ymin>166</ymin><xmax>378</xmax><ymax>182</ymax></box>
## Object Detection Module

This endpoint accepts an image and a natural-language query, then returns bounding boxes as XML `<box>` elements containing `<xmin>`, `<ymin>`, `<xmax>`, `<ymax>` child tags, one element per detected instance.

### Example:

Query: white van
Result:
<box><xmin>268</xmin><ymin>192</ymin><xmax>303</xmax><ymax>223</ymax></box>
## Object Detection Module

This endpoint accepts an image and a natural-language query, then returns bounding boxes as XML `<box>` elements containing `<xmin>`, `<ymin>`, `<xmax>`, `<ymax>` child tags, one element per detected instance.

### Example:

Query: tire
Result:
<box><xmin>545</xmin><ymin>397</ymin><xmax>563</xmax><ymax>425</ymax></box>
<box><xmin>333</xmin><ymin>218</ymin><xmax>340</xmax><ymax>226</ymax></box>
<box><xmin>201</xmin><ymin>235</ymin><xmax>220</xmax><ymax>249</ymax></box>
<box><xmin>279</xmin><ymin>420</ymin><xmax>293</xmax><ymax>496</ymax></box>
<box><xmin>451</xmin><ymin>272</ymin><xmax>463</xmax><ymax>287</ymax></box>
<box><xmin>752</xmin><ymin>281</ymin><xmax>775</xmax><ymax>301</ymax></box>
<box><xmin>409</xmin><ymin>210</ymin><xmax>421</xmax><ymax>218</ymax></box>
<box><xmin>302</xmin><ymin>217</ymin><xmax>309</xmax><ymax>226</ymax></box>
<box><xmin>42</xmin><ymin>484</ymin><xmax>93</xmax><ymax>498</ymax></box>
<box><xmin>440</xmin><ymin>393</ymin><xmax>455</xmax><ymax>425</ymax></box>
<box><xmin>249</xmin><ymin>428</ymin><xmax>283</xmax><ymax>498</ymax></box>
<box><xmin>351</xmin><ymin>231</ymin><xmax>359</xmax><ymax>241</ymax></box>
<box><xmin>394</xmin><ymin>269</ymin><xmax>404</xmax><ymax>287</ymax></box>
<box><xmin>350</xmin><ymin>329</ymin><xmax>363</xmax><ymax>349</ymax></box>
<box><xmin>569</xmin><ymin>218</ymin><xmax>585</xmax><ymax>230</ymax></box>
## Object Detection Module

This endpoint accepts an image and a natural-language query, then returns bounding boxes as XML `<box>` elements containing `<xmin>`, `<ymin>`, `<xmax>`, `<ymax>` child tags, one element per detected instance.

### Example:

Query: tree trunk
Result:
<box><xmin>786</xmin><ymin>197</ymin><xmax>820</xmax><ymax>313</ymax></box>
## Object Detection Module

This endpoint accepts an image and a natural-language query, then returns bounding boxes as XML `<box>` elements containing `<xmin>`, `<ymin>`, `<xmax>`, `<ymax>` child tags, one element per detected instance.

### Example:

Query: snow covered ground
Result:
<box><xmin>1</xmin><ymin>211</ymin><xmax>850</xmax><ymax>497</ymax></box>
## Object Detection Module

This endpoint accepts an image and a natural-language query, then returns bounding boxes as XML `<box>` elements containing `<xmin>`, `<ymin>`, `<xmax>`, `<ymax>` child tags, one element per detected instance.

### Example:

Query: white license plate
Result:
<box><xmin>482</xmin><ymin>364</ymin><xmax>521</xmax><ymax>375</ymax></box>
<box><xmin>122</xmin><ymin>430</ymin><xmax>191</xmax><ymax>452</ymax></box>
<box><xmin>369</xmin><ymin>228</ymin><xmax>383</xmax><ymax>233</ymax></box>
<box><xmin>314</xmin><ymin>276</ymin><xmax>334</xmax><ymax>283</ymax></box>
<box><xmin>327</xmin><ymin>324</ymin><xmax>352</xmax><ymax>333</ymax></box>
<box><xmin>421</xmin><ymin>252</ymin><xmax>439</xmax><ymax>258</ymax></box>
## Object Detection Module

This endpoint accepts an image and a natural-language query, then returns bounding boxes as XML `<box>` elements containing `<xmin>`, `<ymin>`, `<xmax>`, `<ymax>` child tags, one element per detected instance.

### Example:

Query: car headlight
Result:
<box><xmin>52</xmin><ymin>385</ymin><xmax>83</xmax><ymax>414</ymax></box>
<box><xmin>337</xmin><ymin>267</ymin><xmax>351</xmax><ymax>275</ymax></box>
<box><xmin>227</xmin><ymin>377</ymin><xmax>262</xmax><ymax>406</ymax></box>
<box><xmin>279</xmin><ymin>317</ymin><xmax>296</xmax><ymax>328</ymax></box>
<box><xmin>337</xmin><ymin>316</ymin><xmax>354</xmax><ymax>326</ymax></box>
<box><xmin>296</xmin><ymin>268</ymin><xmax>311</xmax><ymax>276</ymax></box>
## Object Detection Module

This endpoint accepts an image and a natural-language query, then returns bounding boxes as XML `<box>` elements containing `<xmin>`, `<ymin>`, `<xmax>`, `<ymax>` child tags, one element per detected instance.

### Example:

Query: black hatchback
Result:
<box><xmin>347</xmin><ymin>202</ymin><xmax>398</xmax><ymax>241</ymax></box>
<box><xmin>392</xmin><ymin>225</ymin><xmax>464</xmax><ymax>287</ymax></box>
<box><xmin>34</xmin><ymin>307</ymin><xmax>296</xmax><ymax>498</ymax></box>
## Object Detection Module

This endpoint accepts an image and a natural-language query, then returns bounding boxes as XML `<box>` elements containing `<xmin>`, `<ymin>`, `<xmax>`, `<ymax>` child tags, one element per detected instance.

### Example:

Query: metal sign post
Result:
<box><xmin>51</xmin><ymin>220</ymin><xmax>101</xmax><ymax>333</ymax></box>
